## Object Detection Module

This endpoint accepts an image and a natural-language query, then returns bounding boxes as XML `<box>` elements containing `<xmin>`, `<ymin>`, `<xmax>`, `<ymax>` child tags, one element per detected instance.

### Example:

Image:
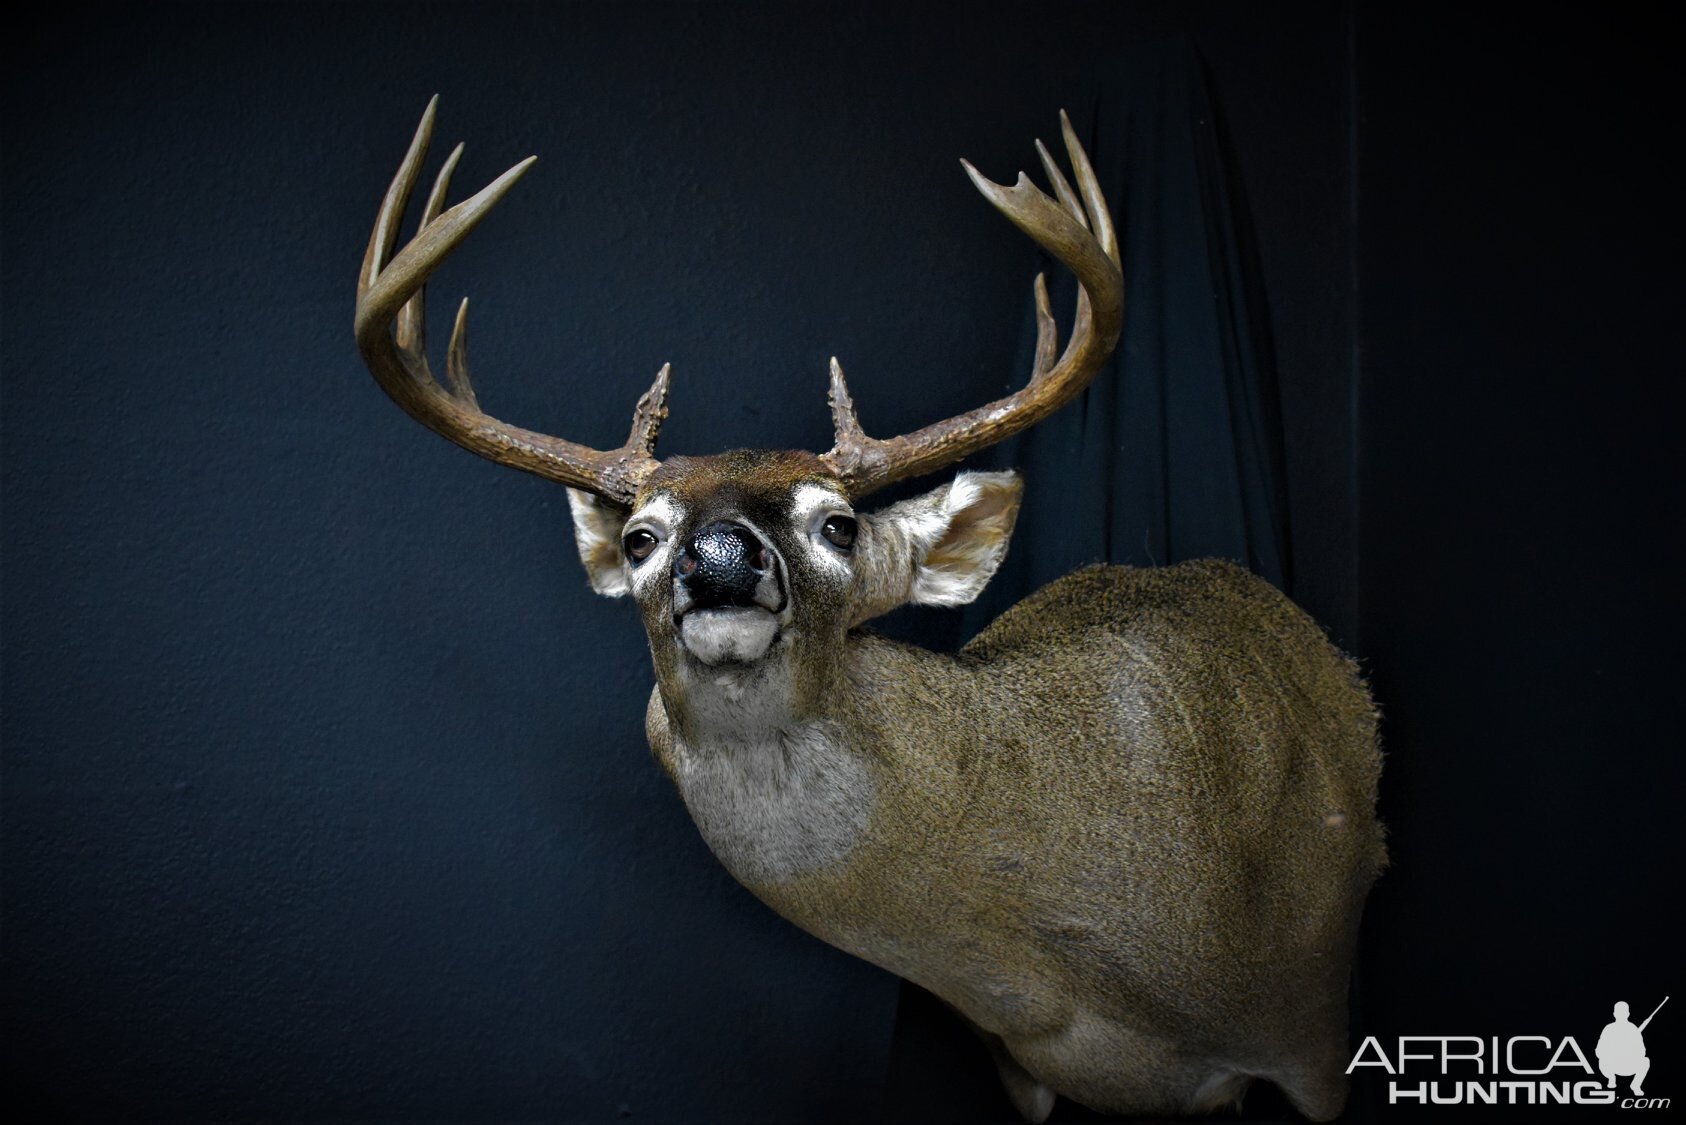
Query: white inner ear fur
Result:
<box><xmin>909</xmin><ymin>471</ymin><xmax>1024</xmax><ymax>605</ymax></box>
<box><xmin>566</xmin><ymin>487</ymin><xmax>633</xmax><ymax>597</ymax></box>
<box><xmin>851</xmin><ymin>470</ymin><xmax>1023</xmax><ymax>624</ymax></box>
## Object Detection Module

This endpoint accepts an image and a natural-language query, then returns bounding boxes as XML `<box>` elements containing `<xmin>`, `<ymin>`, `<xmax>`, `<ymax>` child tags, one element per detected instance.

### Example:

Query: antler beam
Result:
<box><xmin>355</xmin><ymin>97</ymin><xmax>668</xmax><ymax>506</ymax></box>
<box><xmin>820</xmin><ymin>111</ymin><xmax>1125</xmax><ymax>500</ymax></box>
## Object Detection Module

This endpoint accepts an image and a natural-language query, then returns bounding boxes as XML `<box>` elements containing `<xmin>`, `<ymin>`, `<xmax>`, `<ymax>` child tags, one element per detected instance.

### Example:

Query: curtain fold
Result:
<box><xmin>893</xmin><ymin>40</ymin><xmax>1298</xmax><ymax>1119</ymax></box>
<box><xmin>961</xmin><ymin>41</ymin><xmax>1291</xmax><ymax>642</ymax></box>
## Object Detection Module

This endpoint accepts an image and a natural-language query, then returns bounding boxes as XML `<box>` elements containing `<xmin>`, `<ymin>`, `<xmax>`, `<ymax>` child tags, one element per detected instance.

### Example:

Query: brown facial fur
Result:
<box><xmin>623</xmin><ymin>450</ymin><xmax>860</xmax><ymax>734</ymax></box>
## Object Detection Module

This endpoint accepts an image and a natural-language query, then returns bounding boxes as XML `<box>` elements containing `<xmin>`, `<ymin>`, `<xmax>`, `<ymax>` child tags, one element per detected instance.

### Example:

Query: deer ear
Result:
<box><xmin>566</xmin><ymin>488</ymin><xmax>632</xmax><ymax>597</ymax></box>
<box><xmin>853</xmin><ymin>471</ymin><xmax>1023</xmax><ymax>622</ymax></box>
<box><xmin>907</xmin><ymin>471</ymin><xmax>1024</xmax><ymax>605</ymax></box>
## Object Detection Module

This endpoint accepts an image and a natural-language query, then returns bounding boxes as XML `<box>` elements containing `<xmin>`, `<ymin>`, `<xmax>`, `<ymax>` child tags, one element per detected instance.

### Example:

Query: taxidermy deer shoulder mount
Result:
<box><xmin>356</xmin><ymin>98</ymin><xmax>1384</xmax><ymax>1123</ymax></box>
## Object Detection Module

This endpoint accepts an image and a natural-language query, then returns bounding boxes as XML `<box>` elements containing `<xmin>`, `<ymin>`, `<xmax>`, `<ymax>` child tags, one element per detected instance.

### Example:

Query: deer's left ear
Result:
<box><xmin>851</xmin><ymin>471</ymin><xmax>1023</xmax><ymax>623</ymax></box>
<box><xmin>906</xmin><ymin>470</ymin><xmax>1024</xmax><ymax>605</ymax></box>
<box><xmin>566</xmin><ymin>488</ymin><xmax>632</xmax><ymax>597</ymax></box>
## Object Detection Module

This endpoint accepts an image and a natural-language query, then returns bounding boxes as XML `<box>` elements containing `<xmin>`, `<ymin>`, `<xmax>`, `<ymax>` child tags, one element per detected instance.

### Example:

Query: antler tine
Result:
<box><xmin>625</xmin><ymin>363</ymin><xmax>673</xmax><ymax>455</ymax></box>
<box><xmin>1034</xmin><ymin>139</ymin><xmax>1088</xmax><ymax>231</ymax></box>
<box><xmin>358</xmin><ymin>96</ymin><xmax>435</xmax><ymax>306</ymax></box>
<box><xmin>828</xmin><ymin>357</ymin><xmax>866</xmax><ymax>443</ymax></box>
<box><xmin>445</xmin><ymin>297</ymin><xmax>477</xmax><ymax>406</ymax></box>
<box><xmin>395</xmin><ymin>141</ymin><xmax>464</xmax><ymax>364</ymax></box>
<box><xmin>1060</xmin><ymin>109</ymin><xmax>1118</xmax><ymax>267</ymax></box>
<box><xmin>1030</xmin><ymin>273</ymin><xmax>1058</xmax><ymax>382</ymax></box>
<box><xmin>355</xmin><ymin>99</ymin><xmax>670</xmax><ymax>506</ymax></box>
<box><xmin>821</xmin><ymin>114</ymin><xmax>1124</xmax><ymax>498</ymax></box>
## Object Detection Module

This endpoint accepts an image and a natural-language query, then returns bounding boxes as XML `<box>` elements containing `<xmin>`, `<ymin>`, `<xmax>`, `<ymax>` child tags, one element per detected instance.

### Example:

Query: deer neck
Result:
<box><xmin>660</xmin><ymin>648</ymin><xmax>800</xmax><ymax>747</ymax></box>
<box><xmin>651</xmin><ymin>633</ymin><xmax>888</xmax><ymax>888</ymax></box>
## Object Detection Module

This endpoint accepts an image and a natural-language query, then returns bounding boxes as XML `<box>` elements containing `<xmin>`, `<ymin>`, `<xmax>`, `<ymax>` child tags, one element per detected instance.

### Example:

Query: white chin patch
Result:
<box><xmin>678</xmin><ymin>608</ymin><xmax>780</xmax><ymax>666</ymax></box>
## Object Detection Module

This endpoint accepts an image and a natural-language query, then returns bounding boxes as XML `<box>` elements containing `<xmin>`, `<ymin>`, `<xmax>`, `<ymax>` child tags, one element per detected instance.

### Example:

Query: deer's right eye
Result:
<box><xmin>820</xmin><ymin>515</ymin><xmax>858</xmax><ymax>551</ymax></box>
<box><xmin>623</xmin><ymin>530</ymin><xmax>659</xmax><ymax>563</ymax></box>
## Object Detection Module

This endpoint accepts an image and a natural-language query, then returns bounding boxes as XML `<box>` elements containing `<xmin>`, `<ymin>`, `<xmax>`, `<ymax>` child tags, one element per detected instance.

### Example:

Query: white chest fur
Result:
<box><xmin>671</xmin><ymin>721</ymin><xmax>874</xmax><ymax>886</ymax></box>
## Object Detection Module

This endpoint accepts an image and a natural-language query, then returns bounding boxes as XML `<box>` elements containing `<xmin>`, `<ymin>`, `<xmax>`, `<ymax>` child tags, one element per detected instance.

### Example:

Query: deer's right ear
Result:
<box><xmin>566</xmin><ymin>488</ymin><xmax>632</xmax><ymax>597</ymax></box>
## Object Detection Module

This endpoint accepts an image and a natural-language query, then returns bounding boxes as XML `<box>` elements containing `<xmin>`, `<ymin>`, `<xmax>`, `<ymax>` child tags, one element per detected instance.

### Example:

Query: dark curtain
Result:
<box><xmin>894</xmin><ymin>42</ymin><xmax>1296</xmax><ymax>1122</ymax></box>
<box><xmin>962</xmin><ymin>43</ymin><xmax>1290</xmax><ymax>637</ymax></box>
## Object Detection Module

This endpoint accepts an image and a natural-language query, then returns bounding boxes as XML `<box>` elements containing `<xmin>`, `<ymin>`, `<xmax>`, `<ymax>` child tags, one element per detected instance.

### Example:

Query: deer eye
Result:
<box><xmin>819</xmin><ymin>515</ymin><xmax>857</xmax><ymax>551</ymax></box>
<box><xmin>623</xmin><ymin>529</ymin><xmax>659</xmax><ymax>563</ymax></box>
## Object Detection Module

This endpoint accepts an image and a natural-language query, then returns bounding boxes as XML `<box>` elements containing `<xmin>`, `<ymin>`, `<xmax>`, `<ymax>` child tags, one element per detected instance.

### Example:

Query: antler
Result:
<box><xmin>356</xmin><ymin>97</ymin><xmax>670</xmax><ymax>506</ymax></box>
<box><xmin>820</xmin><ymin>111</ymin><xmax>1124</xmax><ymax>500</ymax></box>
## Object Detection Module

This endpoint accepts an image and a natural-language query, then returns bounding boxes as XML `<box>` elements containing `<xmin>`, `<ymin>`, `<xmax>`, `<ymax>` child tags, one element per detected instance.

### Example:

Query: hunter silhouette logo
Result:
<box><xmin>1599</xmin><ymin>997</ymin><xmax>1666</xmax><ymax>1098</ymax></box>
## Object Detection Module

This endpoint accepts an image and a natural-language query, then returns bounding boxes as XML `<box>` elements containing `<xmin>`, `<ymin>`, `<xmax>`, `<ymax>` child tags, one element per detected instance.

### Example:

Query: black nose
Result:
<box><xmin>674</xmin><ymin>521</ymin><xmax>772</xmax><ymax>608</ymax></box>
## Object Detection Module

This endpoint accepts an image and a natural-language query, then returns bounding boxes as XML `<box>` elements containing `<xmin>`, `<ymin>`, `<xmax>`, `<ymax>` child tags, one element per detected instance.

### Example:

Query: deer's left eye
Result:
<box><xmin>820</xmin><ymin>515</ymin><xmax>857</xmax><ymax>551</ymax></box>
<box><xmin>623</xmin><ymin>529</ymin><xmax>659</xmax><ymax>562</ymax></box>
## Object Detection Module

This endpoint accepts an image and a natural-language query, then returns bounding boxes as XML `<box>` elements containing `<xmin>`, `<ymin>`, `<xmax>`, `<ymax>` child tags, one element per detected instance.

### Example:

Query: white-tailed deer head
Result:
<box><xmin>354</xmin><ymin>100</ymin><xmax>1383</xmax><ymax>1123</ymax></box>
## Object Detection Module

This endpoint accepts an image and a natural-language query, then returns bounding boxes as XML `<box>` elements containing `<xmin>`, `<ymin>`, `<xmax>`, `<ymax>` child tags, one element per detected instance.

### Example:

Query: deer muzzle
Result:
<box><xmin>672</xmin><ymin>521</ymin><xmax>785</xmax><ymax>666</ymax></box>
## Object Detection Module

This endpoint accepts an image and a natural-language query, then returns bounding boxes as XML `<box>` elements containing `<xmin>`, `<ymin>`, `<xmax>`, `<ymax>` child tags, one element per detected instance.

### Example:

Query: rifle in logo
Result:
<box><xmin>1599</xmin><ymin>996</ymin><xmax>1667</xmax><ymax>1097</ymax></box>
